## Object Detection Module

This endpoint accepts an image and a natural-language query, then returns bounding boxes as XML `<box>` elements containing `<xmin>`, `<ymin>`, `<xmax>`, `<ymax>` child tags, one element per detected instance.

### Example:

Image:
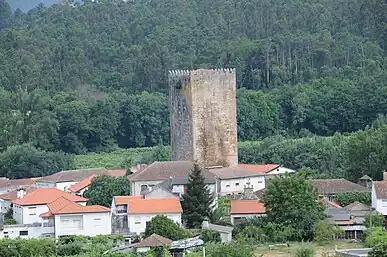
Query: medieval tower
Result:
<box><xmin>169</xmin><ymin>68</ymin><xmax>238</xmax><ymax>168</ymax></box>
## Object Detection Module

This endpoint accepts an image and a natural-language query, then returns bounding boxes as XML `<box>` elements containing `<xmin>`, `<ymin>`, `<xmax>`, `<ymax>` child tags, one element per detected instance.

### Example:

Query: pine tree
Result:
<box><xmin>181</xmin><ymin>162</ymin><xmax>214</xmax><ymax>228</ymax></box>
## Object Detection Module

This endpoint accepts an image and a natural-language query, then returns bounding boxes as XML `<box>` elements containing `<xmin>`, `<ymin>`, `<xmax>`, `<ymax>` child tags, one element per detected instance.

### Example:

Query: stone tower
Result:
<box><xmin>169</xmin><ymin>68</ymin><xmax>238</xmax><ymax>168</ymax></box>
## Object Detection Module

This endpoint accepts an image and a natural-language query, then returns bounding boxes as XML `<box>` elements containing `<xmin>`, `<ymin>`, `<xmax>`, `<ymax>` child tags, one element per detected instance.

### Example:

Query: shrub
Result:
<box><xmin>369</xmin><ymin>242</ymin><xmax>387</xmax><ymax>257</ymax></box>
<box><xmin>145</xmin><ymin>215</ymin><xmax>192</xmax><ymax>241</ymax></box>
<box><xmin>200</xmin><ymin>229</ymin><xmax>221</xmax><ymax>243</ymax></box>
<box><xmin>364</xmin><ymin>227</ymin><xmax>387</xmax><ymax>247</ymax></box>
<box><xmin>293</xmin><ymin>243</ymin><xmax>315</xmax><ymax>257</ymax></box>
<box><xmin>0</xmin><ymin>238</ymin><xmax>56</xmax><ymax>257</ymax></box>
<box><xmin>314</xmin><ymin>220</ymin><xmax>342</xmax><ymax>243</ymax></box>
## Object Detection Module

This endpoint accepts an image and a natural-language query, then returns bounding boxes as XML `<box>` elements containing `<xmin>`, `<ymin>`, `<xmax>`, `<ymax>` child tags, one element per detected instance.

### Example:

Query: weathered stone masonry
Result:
<box><xmin>169</xmin><ymin>68</ymin><xmax>238</xmax><ymax>168</ymax></box>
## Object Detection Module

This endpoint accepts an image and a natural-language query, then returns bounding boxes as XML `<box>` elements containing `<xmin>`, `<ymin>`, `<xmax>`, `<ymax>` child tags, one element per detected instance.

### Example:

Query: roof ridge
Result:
<box><xmin>128</xmin><ymin>162</ymin><xmax>155</xmax><ymax>180</ymax></box>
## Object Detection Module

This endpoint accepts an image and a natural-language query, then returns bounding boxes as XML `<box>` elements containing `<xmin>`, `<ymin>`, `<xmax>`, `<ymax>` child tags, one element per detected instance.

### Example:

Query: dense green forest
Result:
<box><xmin>0</xmin><ymin>0</ymin><xmax>386</xmax><ymax>179</ymax></box>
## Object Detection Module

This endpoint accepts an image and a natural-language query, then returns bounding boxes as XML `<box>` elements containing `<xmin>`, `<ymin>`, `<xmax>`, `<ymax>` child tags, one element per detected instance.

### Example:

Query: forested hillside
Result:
<box><xmin>0</xmin><ymin>0</ymin><xmax>386</xmax><ymax>179</ymax></box>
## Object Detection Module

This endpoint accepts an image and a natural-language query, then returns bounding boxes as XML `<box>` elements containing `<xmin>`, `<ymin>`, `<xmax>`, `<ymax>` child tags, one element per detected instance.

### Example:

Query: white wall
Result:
<box><xmin>372</xmin><ymin>183</ymin><xmax>387</xmax><ymax>215</ymax></box>
<box><xmin>36</xmin><ymin>182</ymin><xmax>56</xmax><ymax>188</ymax></box>
<box><xmin>0</xmin><ymin>224</ymin><xmax>55</xmax><ymax>239</ymax></box>
<box><xmin>267</xmin><ymin>167</ymin><xmax>295</xmax><ymax>175</ymax></box>
<box><xmin>55</xmin><ymin>212</ymin><xmax>111</xmax><ymax>238</ymax></box>
<box><xmin>57</xmin><ymin>182</ymin><xmax>78</xmax><ymax>192</ymax></box>
<box><xmin>132</xmin><ymin>180</ymin><xmax>164</xmax><ymax>196</ymax></box>
<box><xmin>0</xmin><ymin>199</ymin><xmax>11</xmax><ymax>213</ymax></box>
<box><xmin>230</xmin><ymin>213</ymin><xmax>266</xmax><ymax>225</ymax></box>
<box><xmin>144</xmin><ymin>187</ymin><xmax>177</xmax><ymax>199</ymax></box>
<box><xmin>219</xmin><ymin>176</ymin><xmax>265</xmax><ymax>195</ymax></box>
<box><xmin>128</xmin><ymin>213</ymin><xmax>181</xmax><ymax>235</ymax></box>
<box><xmin>21</xmin><ymin>205</ymin><xmax>50</xmax><ymax>224</ymax></box>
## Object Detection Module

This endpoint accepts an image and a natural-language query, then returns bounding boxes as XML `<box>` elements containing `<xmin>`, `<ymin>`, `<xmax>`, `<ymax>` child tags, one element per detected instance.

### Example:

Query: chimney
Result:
<box><xmin>17</xmin><ymin>188</ymin><xmax>26</xmax><ymax>199</ymax></box>
<box><xmin>243</xmin><ymin>180</ymin><xmax>254</xmax><ymax>199</ymax></box>
<box><xmin>384</xmin><ymin>171</ymin><xmax>387</xmax><ymax>181</ymax></box>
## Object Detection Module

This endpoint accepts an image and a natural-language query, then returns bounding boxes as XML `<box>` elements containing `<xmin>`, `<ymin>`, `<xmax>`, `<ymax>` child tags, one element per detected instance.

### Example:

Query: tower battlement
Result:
<box><xmin>169</xmin><ymin>68</ymin><xmax>238</xmax><ymax>168</ymax></box>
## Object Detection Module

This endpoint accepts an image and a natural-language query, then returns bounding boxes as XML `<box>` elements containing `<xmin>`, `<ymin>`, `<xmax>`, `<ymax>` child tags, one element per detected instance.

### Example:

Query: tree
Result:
<box><xmin>0</xmin><ymin>144</ymin><xmax>74</xmax><ymax>179</ymax></box>
<box><xmin>370</xmin><ymin>242</ymin><xmax>387</xmax><ymax>257</ymax></box>
<box><xmin>262</xmin><ymin>171</ymin><xmax>325</xmax><ymax>240</ymax></box>
<box><xmin>200</xmin><ymin>229</ymin><xmax>221</xmax><ymax>243</ymax></box>
<box><xmin>314</xmin><ymin>220</ymin><xmax>343</xmax><ymax>243</ymax></box>
<box><xmin>83</xmin><ymin>175</ymin><xmax>131</xmax><ymax>207</ymax></box>
<box><xmin>181</xmin><ymin>163</ymin><xmax>214</xmax><ymax>228</ymax></box>
<box><xmin>144</xmin><ymin>215</ymin><xmax>191</xmax><ymax>241</ymax></box>
<box><xmin>364</xmin><ymin>212</ymin><xmax>385</xmax><ymax>228</ymax></box>
<box><xmin>335</xmin><ymin>192</ymin><xmax>371</xmax><ymax>206</ymax></box>
<box><xmin>0</xmin><ymin>0</ymin><xmax>11</xmax><ymax>29</ymax></box>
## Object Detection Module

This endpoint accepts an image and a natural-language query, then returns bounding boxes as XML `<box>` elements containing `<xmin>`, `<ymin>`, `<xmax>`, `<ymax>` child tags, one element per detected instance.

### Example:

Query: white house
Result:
<box><xmin>229</xmin><ymin>199</ymin><xmax>266</xmax><ymax>225</ymax></box>
<box><xmin>0</xmin><ymin>187</ymin><xmax>37</xmax><ymax>213</ymax></box>
<box><xmin>372</xmin><ymin>181</ymin><xmax>387</xmax><ymax>215</ymax></box>
<box><xmin>238</xmin><ymin>164</ymin><xmax>295</xmax><ymax>177</ymax></box>
<box><xmin>36</xmin><ymin>168</ymin><xmax>126</xmax><ymax>192</ymax></box>
<box><xmin>111</xmin><ymin>196</ymin><xmax>182</xmax><ymax>235</ymax></box>
<box><xmin>40</xmin><ymin>197</ymin><xmax>111</xmax><ymax>238</ymax></box>
<box><xmin>11</xmin><ymin>188</ymin><xmax>88</xmax><ymax>224</ymax></box>
<box><xmin>128</xmin><ymin>161</ymin><xmax>217</xmax><ymax>196</ymax></box>
<box><xmin>0</xmin><ymin>224</ymin><xmax>55</xmax><ymax>239</ymax></box>
<box><xmin>208</xmin><ymin>166</ymin><xmax>266</xmax><ymax>196</ymax></box>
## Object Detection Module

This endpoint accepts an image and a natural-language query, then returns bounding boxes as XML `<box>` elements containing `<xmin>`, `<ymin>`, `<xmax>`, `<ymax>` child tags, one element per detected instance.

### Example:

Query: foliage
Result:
<box><xmin>364</xmin><ymin>212</ymin><xmax>386</xmax><ymax>228</ymax></box>
<box><xmin>181</xmin><ymin>163</ymin><xmax>214</xmax><ymax>228</ymax></box>
<box><xmin>314</xmin><ymin>221</ymin><xmax>343</xmax><ymax>243</ymax></box>
<box><xmin>208</xmin><ymin>207</ymin><xmax>227</xmax><ymax>225</ymax></box>
<box><xmin>0</xmin><ymin>143</ymin><xmax>74</xmax><ymax>179</ymax></box>
<box><xmin>200</xmin><ymin>229</ymin><xmax>221</xmax><ymax>243</ymax></box>
<box><xmin>0</xmin><ymin>238</ymin><xmax>56</xmax><ymax>257</ymax></box>
<box><xmin>335</xmin><ymin>192</ymin><xmax>371</xmax><ymax>206</ymax></box>
<box><xmin>203</xmin><ymin>242</ymin><xmax>255</xmax><ymax>257</ymax></box>
<box><xmin>138</xmin><ymin>144</ymin><xmax>170</xmax><ymax>164</ymax></box>
<box><xmin>369</xmin><ymin>242</ymin><xmax>387</xmax><ymax>257</ymax></box>
<box><xmin>262</xmin><ymin>171</ymin><xmax>325</xmax><ymax>240</ymax></box>
<box><xmin>293</xmin><ymin>243</ymin><xmax>315</xmax><ymax>257</ymax></box>
<box><xmin>144</xmin><ymin>215</ymin><xmax>192</xmax><ymax>241</ymax></box>
<box><xmin>83</xmin><ymin>175</ymin><xmax>131</xmax><ymax>207</ymax></box>
<box><xmin>364</xmin><ymin>227</ymin><xmax>387</xmax><ymax>247</ymax></box>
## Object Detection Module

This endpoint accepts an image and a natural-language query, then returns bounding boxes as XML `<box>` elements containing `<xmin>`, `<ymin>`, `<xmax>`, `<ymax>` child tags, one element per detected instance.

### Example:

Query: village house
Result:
<box><xmin>132</xmin><ymin>233</ymin><xmax>172</xmax><ymax>253</ymax></box>
<box><xmin>0</xmin><ymin>187</ymin><xmax>36</xmax><ymax>213</ymax></box>
<box><xmin>128</xmin><ymin>161</ymin><xmax>217</xmax><ymax>197</ymax></box>
<box><xmin>229</xmin><ymin>199</ymin><xmax>266</xmax><ymax>225</ymax></box>
<box><xmin>0</xmin><ymin>178</ymin><xmax>35</xmax><ymax>194</ymax></box>
<box><xmin>12</xmin><ymin>188</ymin><xmax>88</xmax><ymax>225</ymax></box>
<box><xmin>372</xmin><ymin>180</ymin><xmax>387</xmax><ymax>216</ymax></box>
<box><xmin>36</xmin><ymin>168</ymin><xmax>126</xmax><ymax>192</ymax></box>
<box><xmin>202</xmin><ymin>220</ymin><xmax>233</xmax><ymax>243</ymax></box>
<box><xmin>238</xmin><ymin>164</ymin><xmax>295</xmax><ymax>177</ymax></box>
<box><xmin>208</xmin><ymin>166</ymin><xmax>266</xmax><ymax>196</ymax></box>
<box><xmin>311</xmin><ymin>179</ymin><xmax>370</xmax><ymax>201</ymax></box>
<box><xmin>40</xmin><ymin>197</ymin><xmax>111</xmax><ymax>238</ymax></box>
<box><xmin>111</xmin><ymin>196</ymin><xmax>182</xmax><ymax>235</ymax></box>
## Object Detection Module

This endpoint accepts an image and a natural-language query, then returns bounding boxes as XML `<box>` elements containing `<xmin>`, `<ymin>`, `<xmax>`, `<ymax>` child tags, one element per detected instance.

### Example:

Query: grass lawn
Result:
<box><xmin>255</xmin><ymin>240</ymin><xmax>365</xmax><ymax>257</ymax></box>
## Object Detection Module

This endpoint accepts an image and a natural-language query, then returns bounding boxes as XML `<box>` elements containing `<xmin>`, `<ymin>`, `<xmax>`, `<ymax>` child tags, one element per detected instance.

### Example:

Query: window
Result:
<box><xmin>19</xmin><ymin>231</ymin><xmax>28</xmax><ymax>236</ymax></box>
<box><xmin>382</xmin><ymin>200</ymin><xmax>387</xmax><ymax>207</ymax></box>
<box><xmin>29</xmin><ymin>213</ymin><xmax>36</xmax><ymax>216</ymax></box>
<box><xmin>226</xmin><ymin>184</ymin><xmax>230</xmax><ymax>187</ymax></box>
<box><xmin>94</xmin><ymin>218</ymin><xmax>102</xmax><ymax>227</ymax></box>
<box><xmin>60</xmin><ymin>216</ymin><xmax>83</xmax><ymax>230</ymax></box>
<box><xmin>258</xmin><ymin>181</ymin><xmax>263</xmax><ymax>183</ymax></box>
<box><xmin>235</xmin><ymin>182</ymin><xmax>240</xmax><ymax>186</ymax></box>
<box><xmin>140</xmin><ymin>185</ymin><xmax>148</xmax><ymax>192</ymax></box>
<box><xmin>28</xmin><ymin>206</ymin><xmax>36</xmax><ymax>209</ymax></box>
<box><xmin>134</xmin><ymin>217</ymin><xmax>141</xmax><ymax>224</ymax></box>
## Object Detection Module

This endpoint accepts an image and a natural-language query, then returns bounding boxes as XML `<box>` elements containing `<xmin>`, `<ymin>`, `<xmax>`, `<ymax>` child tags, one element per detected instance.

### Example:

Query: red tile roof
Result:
<box><xmin>68</xmin><ymin>174</ymin><xmax>97</xmax><ymax>193</ymax></box>
<box><xmin>0</xmin><ymin>187</ymin><xmax>37</xmax><ymax>201</ymax></box>
<box><xmin>40</xmin><ymin>197</ymin><xmax>110</xmax><ymax>217</ymax></box>
<box><xmin>311</xmin><ymin>179</ymin><xmax>369</xmax><ymax>195</ymax></box>
<box><xmin>37</xmin><ymin>168</ymin><xmax>108</xmax><ymax>183</ymax></box>
<box><xmin>127</xmin><ymin>198</ymin><xmax>182</xmax><ymax>214</ymax></box>
<box><xmin>68</xmin><ymin>170</ymin><xmax>126</xmax><ymax>193</ymax></box>
<box><xmin>12</xmin><ymin>188</ymin><xmax>88</xmax><ymax>206</ymax></box>
<box><xmin>209</xmin><ymin>166</ymin><xmax>266</xmax><ymax>179</ymax></box>
<box><xmin>113</xmin><ymin>196</ymin><xmax>144</xmax><ymax>205</ymax></box>
<box><xmin>320</xmin><ymin>198</ymin><xmax>343</xmax><ymax>209</ymax></box>
<box><xmin>230</xmin><ymin>200</ymin><xmax>266</xmax><ymax>215</ymax></box>
<box><xmin>238</xmin><ymin>164</ymin><xmax>280</xmax><ymax>174</ymax></box>
<box><xmin>0</xmin><ymin>178</ymin><xmax>35</xmax><ymax>189</ymax></box>
<box><xmin>135</xmin><ymin>234</ymin><xmax>172</xmax><ymax>248</ymax></box>
<box><xmin>374</xmin><ymin>181</ymin><xmax>387</xmax><ymax>199</ymax></box>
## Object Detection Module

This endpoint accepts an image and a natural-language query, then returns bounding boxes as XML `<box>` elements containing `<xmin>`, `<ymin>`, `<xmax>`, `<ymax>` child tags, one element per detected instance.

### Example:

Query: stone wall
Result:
<box><xmin>168</xmin><ymin>68</ymin><xmax>238</xmax><ymax>168</ymax></box>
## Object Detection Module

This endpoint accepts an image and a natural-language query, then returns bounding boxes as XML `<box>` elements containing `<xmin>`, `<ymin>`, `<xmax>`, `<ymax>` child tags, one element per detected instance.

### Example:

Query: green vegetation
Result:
<box><xmin>83</xmin><ymin>175</ymin><xmax>131</xmax><ymax>207</ymax></box>
<box><xmin>335</xmin><ymin>192</ymin><xmax>372</xmax><ymax>207</ymax></box>
<box><xmin>144</xmin><ymin>215</ymin><xmax>192</xmax><ymax>241</ymax></box>
<box><xmin>0</xmin><ymin>0</ymin><xmax>385</xmax><ymax>180</ymax></box>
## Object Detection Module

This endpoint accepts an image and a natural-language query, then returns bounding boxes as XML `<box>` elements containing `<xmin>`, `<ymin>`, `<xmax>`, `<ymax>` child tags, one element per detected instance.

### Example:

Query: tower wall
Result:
<box><xmin>169</xmin><ymin>68</ymin><xmax>238</xmax><ymax>168</ymax></box>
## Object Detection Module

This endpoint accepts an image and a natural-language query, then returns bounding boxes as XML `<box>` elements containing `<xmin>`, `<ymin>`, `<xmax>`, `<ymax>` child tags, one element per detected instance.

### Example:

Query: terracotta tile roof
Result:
<box><xmin>135</xmin><ymin>234</ymin><xmax>172</xmax><ymax>248</ymax></box>
<box><xmin>374</xmin><ymin>181</ymin><xmax>387</xmax><ymax>199</ymax></box>
<box><xmin>334</xmin><ymin>220</ymin><xmax>354</xmax><ymax>225</ymax></box>
<box><xmin>40</xmin><ymin>197</ymin><xmax>110</xmax><ymax>217</ymax></box>
<box><xmin>230</xmin><ymin>200</ymin><xmax>266</xmax><ymax>215</ymax></box>
<box><xmin>12</xmin><ymin>188</ymin><xmax>88</xmax><ymax>206</ymax></box>
<box><xmin>344</xmin><ymin>201</ymin><xmax>371</xmax><ymax>211</ymax></box>
<box><xmin>113</xmin><ymin>195</ymin><xmax>144</xmax><ymax>205</ymax></box>
<box><xmin>127</xmin><ymin>198</ymin><xmax>182</xmax><ymax>214</ymax></box>
<box><xmin>68</xmin><ymin>174</ymin><xmax>98</xmax><ymax>193</ymax></box>
<box><xmin>209</xmin><ymin>166</ymin><xmax>266</xmax><ymax>179</ymax></box>
<box><xmin>311</xmin><ymin>179</ymin><xmax>370</xmax><ymax>195</ymax></box>
<box><xmin>238</xmin><ymin>164</ymin><xmax>280</xmax><ymax>174</ymax></box>
<box><xmin>0</xmin><ymin>187</ymin><xmax>37</xmax><ymax>201</ymax></box>
<box><xmin>128</xmin><ymin>161</ymin><xmax>216</xmax><ymax>183</ymax></box>
<box><xmin>37</xmin><ymin>168</ymin><xmax>109</xmax><ymax>183</ymax></box>
<box><xmin>107</xmin><ymin>170</ymin><xmax>127</xmax><ymax>177</ymax></box>
<box><xmin>0</xmin><ymin>178</ymin><xmax>35</xmax><ymax>189</ymax></box>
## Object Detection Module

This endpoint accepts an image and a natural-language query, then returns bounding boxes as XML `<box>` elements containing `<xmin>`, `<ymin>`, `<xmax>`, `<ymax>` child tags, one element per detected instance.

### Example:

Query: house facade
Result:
<box><xmin>208</xmin><ymin>167</ymin><xmax>266</xmax><ymax>196</ymax></box>
<box><xmin>111</xmin><ymin>196</ymin><xmax>182</xmax><ymax>235</ymax></box>
<box><xmin>11</xmin><ymin>188</ymin><xmax>88</xmax><ymax>224</ymax></box>
<box><xmin>128</xmin><ymin>161</ymin><xmax>217</xmax><ymax>197</ymax></box>
<box><xmin>229</xmin><ymin>199</ymin><xmax>266</xmax><ymax>225</ymax></box>
<box><xmin>372</xmin><ymin>181</ymin><xmax>387</xmax><ymax>215</ymax></box>
<box><xmin>238</xmin><ymin>164</ymin><xmax>295</xmax><ymax>177</ymax></box>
